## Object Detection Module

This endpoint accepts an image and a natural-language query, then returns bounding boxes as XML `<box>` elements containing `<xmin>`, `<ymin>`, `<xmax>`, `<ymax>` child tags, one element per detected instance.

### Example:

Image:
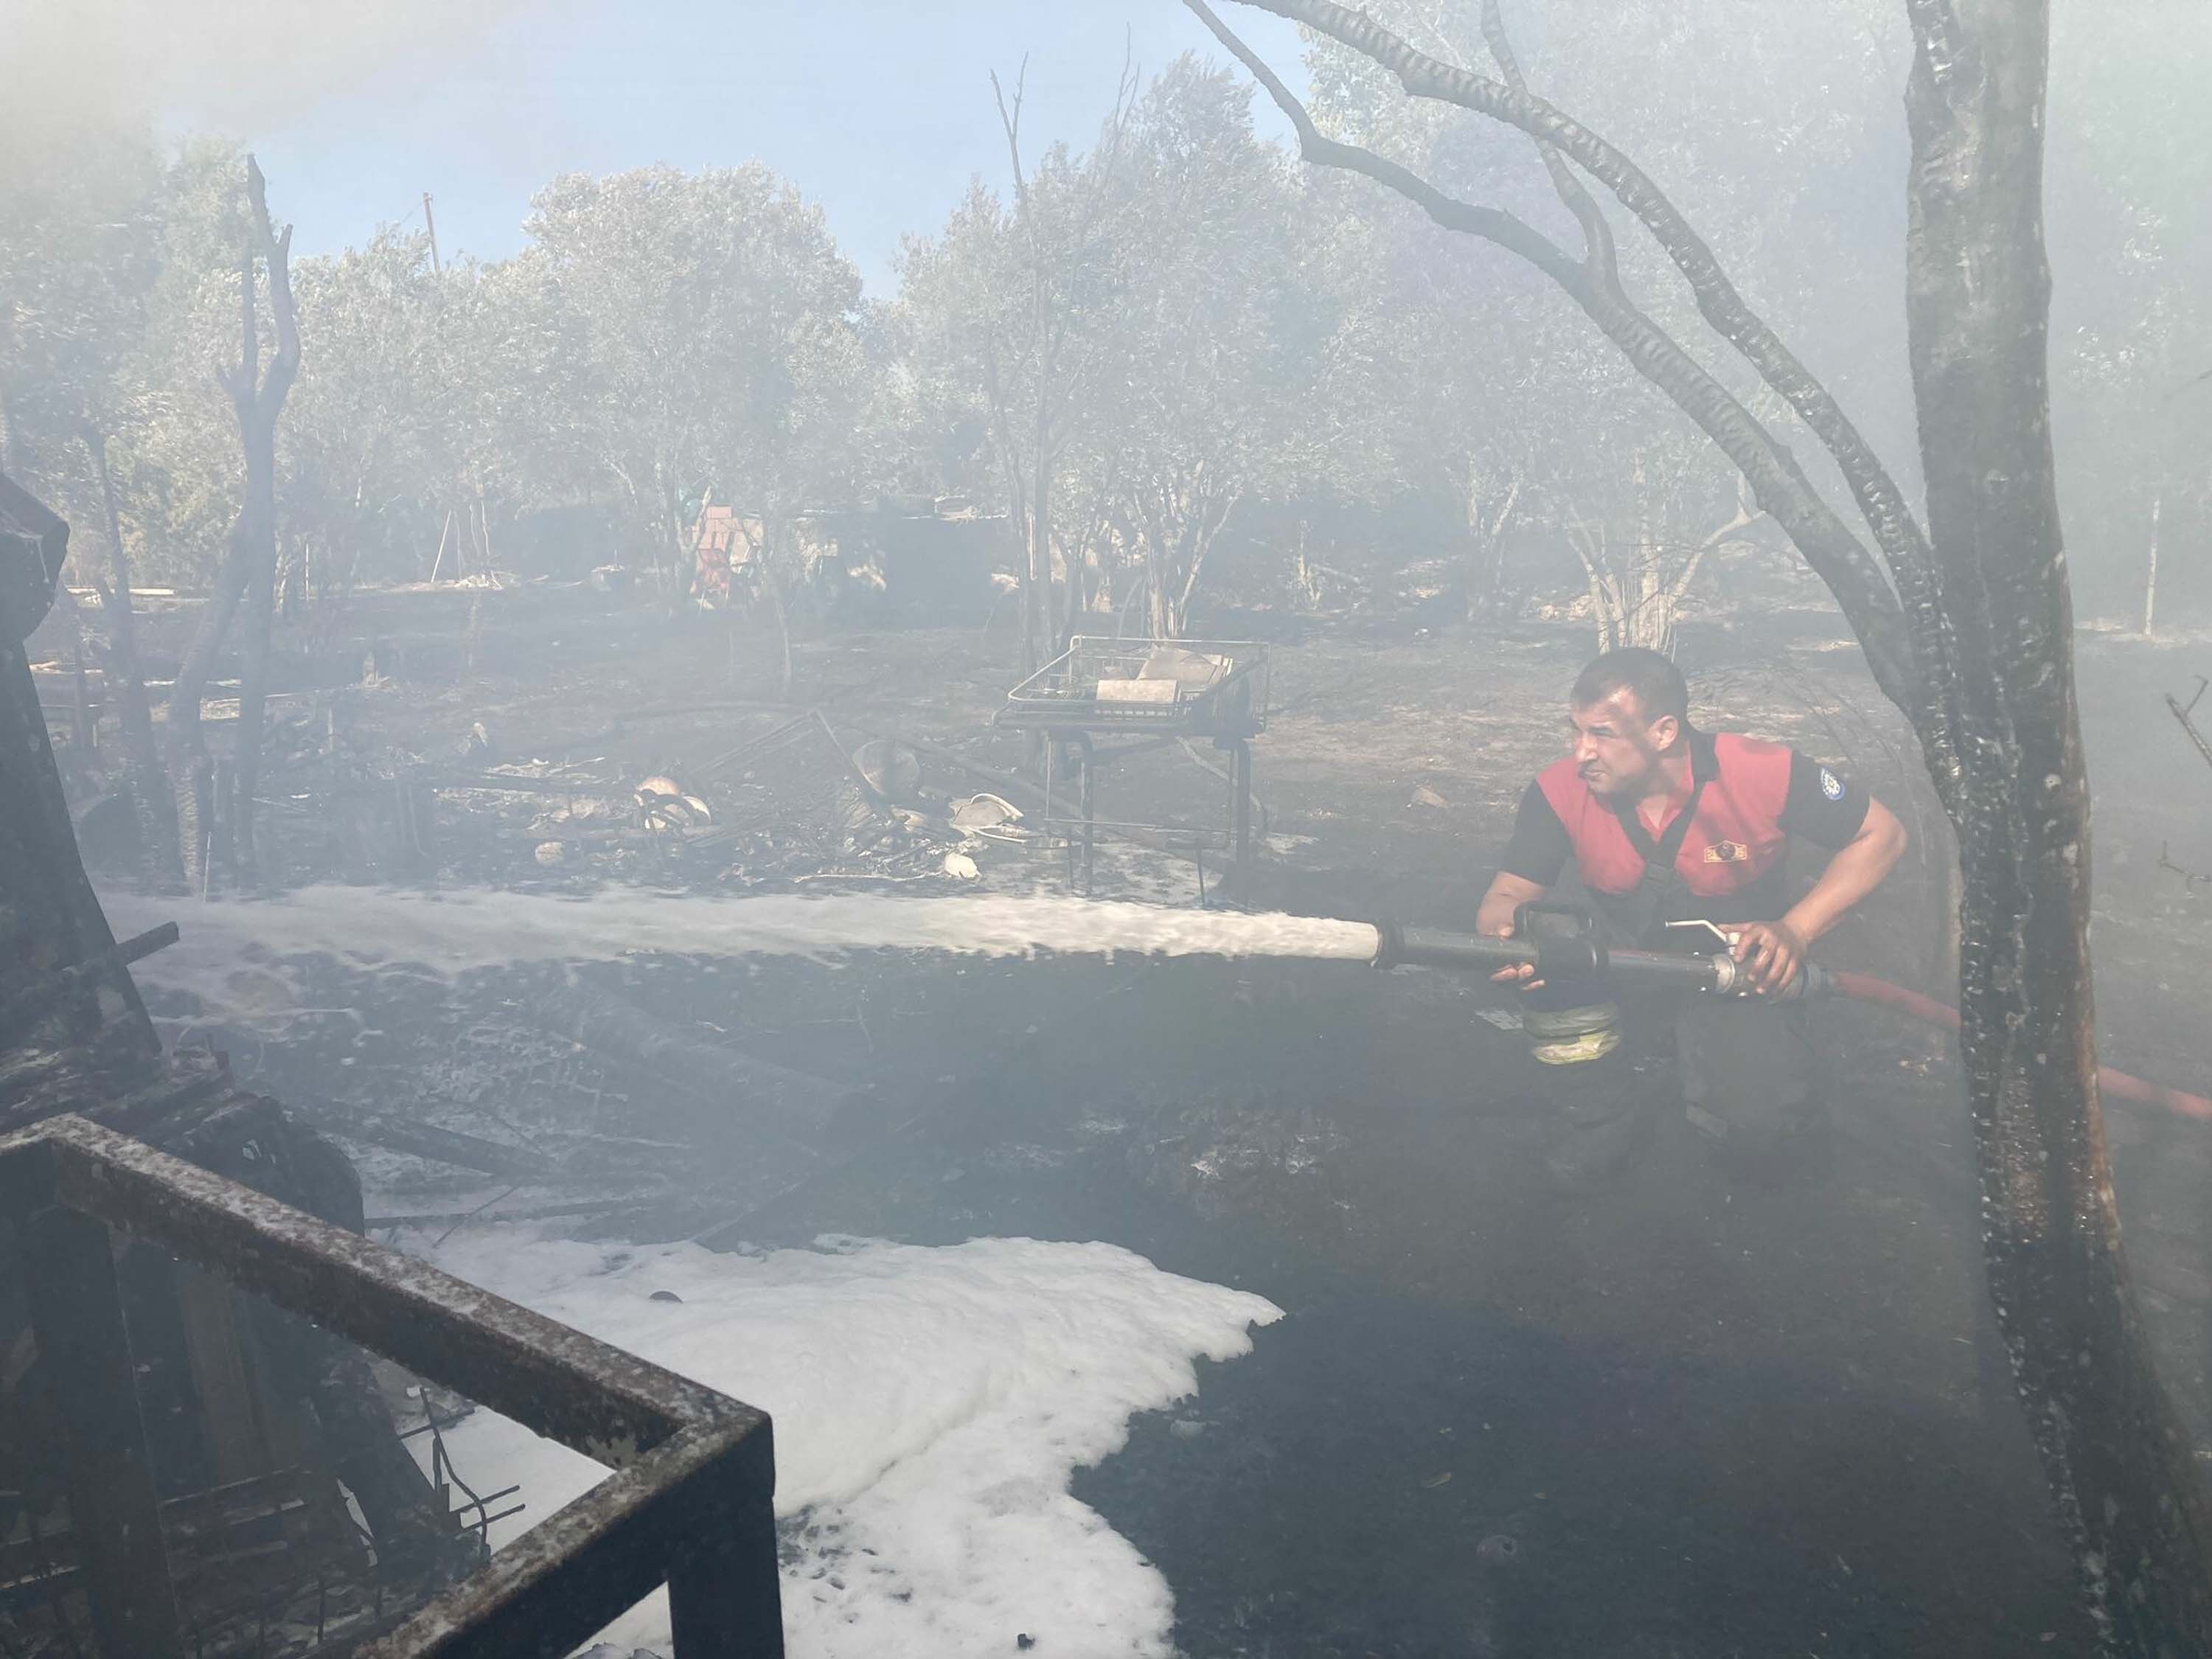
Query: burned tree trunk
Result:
<box><xmin>1193</xmin><ymin>0</ymin><xmax>2212</xmax><ymax>1646</ymax></box>
<box><xmin>1904</xmin><ymin>3</ymin><xmax>2212</xmax><ymax>1646</ymax></box>
<box><xmin>1464</xmin><ymin>470</ymin><xmax>1522</xmax><ymax>628</ymax></box>
<box><xmin>165</xmin><ymin>157</ymin><xmax>299</xmax><ymax>891</ymax></box>
<box><xmin>86</xmin><ymin>427</ymin><xmax>184</xmax><ymax>889</ymax></box>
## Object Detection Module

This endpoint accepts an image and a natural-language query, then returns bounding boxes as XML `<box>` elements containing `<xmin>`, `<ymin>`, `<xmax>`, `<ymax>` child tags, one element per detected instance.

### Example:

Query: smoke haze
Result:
<box><xmin>0</xmin><ymin>0</ymin><xmax>534</xmax><ymax>153</ymax></box>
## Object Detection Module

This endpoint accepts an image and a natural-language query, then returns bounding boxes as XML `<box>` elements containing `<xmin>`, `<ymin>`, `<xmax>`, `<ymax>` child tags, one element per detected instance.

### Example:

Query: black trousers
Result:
<box><xmin>1540</xmin><ymin>992</ymin><xmax>1818</xmax><ymax>1187</ymax></box>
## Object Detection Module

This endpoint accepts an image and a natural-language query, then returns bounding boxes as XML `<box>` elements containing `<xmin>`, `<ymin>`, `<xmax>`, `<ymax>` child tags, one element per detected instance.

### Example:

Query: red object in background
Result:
<box><xmin>692</xmin><ymin>504</ymin><xmax>751</xmax><ymax>603</ymax></box>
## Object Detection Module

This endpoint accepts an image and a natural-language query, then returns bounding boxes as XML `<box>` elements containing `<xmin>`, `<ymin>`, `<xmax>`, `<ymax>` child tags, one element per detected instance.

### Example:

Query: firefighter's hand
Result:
<box><xmin>1477</xmin><ymin>880</ymin><xmax>1545</xmax><ymax>987</ymax></box>
<box><xmin>1486</xmin><ymin>902</ymin><xmax>1540</xmax><ymax>982</ymax></box>
<box><xmin>1725</xmin><ymin>921</ymin><xmax>1806</xmax><ymax>996</ymax></box>
<box><xmin>1479</xmin><ymin>921</ymin><xmax>1541</xmax><ymax>990</ymax></box>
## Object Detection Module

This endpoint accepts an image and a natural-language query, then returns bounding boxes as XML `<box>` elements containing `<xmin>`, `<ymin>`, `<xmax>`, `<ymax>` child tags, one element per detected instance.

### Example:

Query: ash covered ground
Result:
<box><xmin>63</xmin><ymin>582</ymin><xmax>2212</xmax><ymax>1657</ymax></box>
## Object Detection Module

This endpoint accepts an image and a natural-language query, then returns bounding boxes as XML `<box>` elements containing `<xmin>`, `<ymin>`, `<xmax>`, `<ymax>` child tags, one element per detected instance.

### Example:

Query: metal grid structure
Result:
<box><xmin>998</xmin><ymin>639</ymin><xmax>1271</xmax><ymax>893</ymax></box>
<box><xmin>1002</xmin><ymin>637</ymin><xmax>1270</xmax><ymax>737</ymax></box>
<box><xmin>4</xmin><ymin>1461</ymin><xmax>406</xmax><ymax>1657</ymax></box>
<box><xmin>0</xmin><ymin>1113</ymin><xmax>783</xmax><ymax>1658</ymax></box>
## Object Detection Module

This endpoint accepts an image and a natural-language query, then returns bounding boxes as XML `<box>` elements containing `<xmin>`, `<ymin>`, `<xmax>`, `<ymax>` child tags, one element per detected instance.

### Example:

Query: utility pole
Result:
<box><xmin>422</xmin><ymin>192</ymin><xmax>442</xmax><ymax>276</ymax></box>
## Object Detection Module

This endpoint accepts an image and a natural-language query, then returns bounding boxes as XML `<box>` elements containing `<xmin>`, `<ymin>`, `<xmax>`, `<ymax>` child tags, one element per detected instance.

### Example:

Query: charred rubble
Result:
<box><xmin>1</xmin><ymin>475</ymin><xmax>483</xmax><ymax>1656</ymax></box>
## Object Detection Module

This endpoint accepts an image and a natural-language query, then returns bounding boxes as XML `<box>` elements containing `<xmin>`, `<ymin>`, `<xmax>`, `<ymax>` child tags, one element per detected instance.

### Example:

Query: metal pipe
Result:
<box><xmin>1367</xmin><ymin>919</ymin><xmax>1826</xmax><ymax>998</ymax></box>
<box><xmin>1368</xmin><ymin>922</ymin><xmax>2212</xmax><ymax>1125</ymax></box>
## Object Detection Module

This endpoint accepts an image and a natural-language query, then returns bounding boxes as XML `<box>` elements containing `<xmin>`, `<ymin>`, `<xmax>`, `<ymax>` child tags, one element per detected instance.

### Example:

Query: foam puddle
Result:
<box><xmin>95</xmin><ymin>884</ymin><xmax>1308</xmax><ymax>1652</ymax></box>
<box><xmin>417</xmin><ymin>1227</ymin><xmax>1283</xmax><ymax>1658</ymax></box>
<box><xmin>102</xmin><ymin>886</ymin><xmax>1380</xmax><ymax>1004</ymax></box>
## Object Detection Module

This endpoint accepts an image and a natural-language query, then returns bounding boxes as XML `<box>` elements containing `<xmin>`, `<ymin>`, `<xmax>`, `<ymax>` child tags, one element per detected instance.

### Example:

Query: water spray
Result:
<box><xmin>105</xmin><ymin>886</ymin><xmax>2208</xmax><ymax>1121</ymax></box>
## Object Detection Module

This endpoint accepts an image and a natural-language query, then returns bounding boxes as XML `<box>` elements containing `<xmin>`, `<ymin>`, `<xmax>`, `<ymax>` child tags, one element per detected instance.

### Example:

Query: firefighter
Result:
<box><xmin>1475</xmin><ymin>647</ymin><xmax>1907</xmax><ymax>1186</ymax></box>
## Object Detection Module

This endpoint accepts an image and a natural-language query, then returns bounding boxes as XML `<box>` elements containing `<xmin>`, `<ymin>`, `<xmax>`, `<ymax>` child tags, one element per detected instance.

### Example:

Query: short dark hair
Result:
<box><xmin>1571</xmin><ymin>647</ymin><xmax>1687</xmax><ymax>724</ymax></box>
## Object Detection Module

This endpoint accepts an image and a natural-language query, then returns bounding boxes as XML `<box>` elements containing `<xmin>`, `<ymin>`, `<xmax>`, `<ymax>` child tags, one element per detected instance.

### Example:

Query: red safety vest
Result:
<box><xmin>1535</xmin><ymin>730</ymin><xmax>1795</xmax><ymax>908</ymax></box>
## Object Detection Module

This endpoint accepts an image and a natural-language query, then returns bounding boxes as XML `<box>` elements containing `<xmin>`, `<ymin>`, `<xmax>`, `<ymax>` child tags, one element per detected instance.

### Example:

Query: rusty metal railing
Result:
<box><xmin>0</xmin><ymin>1113</ymin><xmax>784</xmax><ymax>1658</ymax></box>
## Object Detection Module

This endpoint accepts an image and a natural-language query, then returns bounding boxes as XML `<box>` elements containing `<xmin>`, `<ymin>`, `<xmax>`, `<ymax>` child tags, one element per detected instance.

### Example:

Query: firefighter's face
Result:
<box><xmin>1569</xmin><ymin>689</ymin><xmax>1677</xmax><ymax>797</ymax></box>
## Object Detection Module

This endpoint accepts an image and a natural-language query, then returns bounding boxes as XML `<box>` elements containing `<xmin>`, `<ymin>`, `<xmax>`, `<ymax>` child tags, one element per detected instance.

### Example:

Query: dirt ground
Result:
<box><xmin>46</xmin><ymin>580</ymin><xmax>2212</xmax><ymax>1656</ymax></box>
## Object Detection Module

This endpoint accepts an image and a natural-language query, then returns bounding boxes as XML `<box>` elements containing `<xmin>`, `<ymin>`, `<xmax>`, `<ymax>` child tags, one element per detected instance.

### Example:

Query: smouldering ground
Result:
<box><xmin>81</xmin><ymin>585</ymin><xmax>2212</xmax><ymax>1655</ymax></box>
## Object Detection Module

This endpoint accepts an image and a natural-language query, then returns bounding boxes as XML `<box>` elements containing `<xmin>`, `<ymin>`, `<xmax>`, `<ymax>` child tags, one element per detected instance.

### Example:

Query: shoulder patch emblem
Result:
<box><xmin>1703</xmin><ymin>840</ymin><xmax>1749</xmax><ymax>864</ymax></box>
<box><xmin>1820</xmin><ymin>768</ymin><xmax>1845</xmax><ymax>801</ymax></box>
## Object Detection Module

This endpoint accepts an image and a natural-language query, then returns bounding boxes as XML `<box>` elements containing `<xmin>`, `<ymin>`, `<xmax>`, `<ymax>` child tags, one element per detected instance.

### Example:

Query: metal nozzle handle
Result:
<box><xmin>1368</xmin><ymin>919</ymin><xmax>1832</xmax><ymax>1000</ymax></box>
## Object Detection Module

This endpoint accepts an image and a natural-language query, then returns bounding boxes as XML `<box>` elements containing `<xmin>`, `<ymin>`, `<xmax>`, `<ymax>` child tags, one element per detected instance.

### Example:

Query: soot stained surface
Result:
<box><xmin>682</xmin><ymin>951</ymin><xmax>2090</xmax><ymax>1658</ymax></box>
<box><xmin>1082</xmin><ymin>1300</ymin><xmax>2078</xmax><ymax>1658</ymax></box>
<box><xmin>130</xmin><ymin>911</ymin><xmax>2093</xmax><ymax>1656</ymax></box>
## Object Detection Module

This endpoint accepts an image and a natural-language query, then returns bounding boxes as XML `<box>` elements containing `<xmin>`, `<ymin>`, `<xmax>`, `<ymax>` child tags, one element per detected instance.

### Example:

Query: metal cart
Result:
<box><xmin>995</xmin><ymin>636</ymin><xmax>1270</xmax><ymax>894</ymax></box>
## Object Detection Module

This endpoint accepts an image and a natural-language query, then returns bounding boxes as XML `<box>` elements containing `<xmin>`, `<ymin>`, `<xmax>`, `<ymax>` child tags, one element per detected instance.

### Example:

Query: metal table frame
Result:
<box><xmin>1032</xmin><ymin>728</ymin><xmax>1253</xmax><ymax>896</ymax></box>
<box><xmin>998</xmin><ymin>638</ymin><xmax>1267</xmax><ymax>896</ymax></box>
<box><xmin>0</xmin><ymin>1113</ymin><xmax>782</xmax><ymax>1658</ymax></box>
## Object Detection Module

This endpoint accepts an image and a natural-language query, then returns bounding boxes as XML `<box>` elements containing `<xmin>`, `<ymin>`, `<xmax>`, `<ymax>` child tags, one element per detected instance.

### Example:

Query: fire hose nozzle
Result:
<box><xmin>1366</xmin><ymin>911</ymin><xmax>1832</xmax><ymax>1000</ymax></box>
<box><xmin>1368</xmin><ymin>918</ymin><xmax>1540</xmax><ymax>978</ymax></box>
<box><xmin>1705</xmin><ymin>953</ymin><xmax>1833</xmax><ymax>1001</ymax></box>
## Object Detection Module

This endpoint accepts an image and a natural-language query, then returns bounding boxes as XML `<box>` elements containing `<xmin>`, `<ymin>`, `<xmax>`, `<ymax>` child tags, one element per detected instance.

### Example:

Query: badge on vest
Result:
<box><xmin>1702</xmin><ymin>840</ymin><xmax>1750</xmax><ymax>864</ymax></box>
<box><xmin>1820</xmin><ymin>767</ymin><xmax>1845</xmax><ymax>801</ymax></box>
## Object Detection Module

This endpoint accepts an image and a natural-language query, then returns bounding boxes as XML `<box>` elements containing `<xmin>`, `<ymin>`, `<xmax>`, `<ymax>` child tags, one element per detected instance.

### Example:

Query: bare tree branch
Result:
<box><xmin>166</xmin><ymin>154</ymin><xmax>302</xmax><ymax>888</ymax></box>
<box><xmin>2164</xmin><ymin>678</ymin><xmax>2212</xmax><ymax>773</ymax></box>
<box><xmin>1234</xmin><ymin>0</ymin><xmax>1950</xmax><ymax>753</ymax></box>
<box><xmin>1478</xmin><ymin>0</ymin><xmax>1615</xmax><ymax>278</ymax></box>
<box><xmin>1182</xmin><ymin>0</ymin><xmax>1921</xmax><ymax>712</ymax></box>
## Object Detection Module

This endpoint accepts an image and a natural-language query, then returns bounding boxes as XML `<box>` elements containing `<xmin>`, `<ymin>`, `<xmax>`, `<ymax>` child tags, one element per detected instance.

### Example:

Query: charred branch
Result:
<box><xmin>166</xmin><ymin>155</ymin><xmax>302</xmax><ymax>891</ymax></box>
<box><xmin>1231</xmin><ymin>1</ymin><xmax>1950</xmax><ymax>726</ymax></box>
<box><xmin>2163</xmin><ymin>678</ymin><xmax>2212</xmax><ymax>773</ymax></box>
<box><xmin>1475</xmin><ymin>0</ymin><xmax>1616</xmax><ymax>279</ymax></box>
<box><xmin>1183</xmin><ymin>0</ymin><xmax>1922</xmax><ymax>715</ymax></box>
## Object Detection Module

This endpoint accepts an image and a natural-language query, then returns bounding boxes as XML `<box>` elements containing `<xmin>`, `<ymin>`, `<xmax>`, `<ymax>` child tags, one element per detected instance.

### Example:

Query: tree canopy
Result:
<box><xmin>0</xmin><ymin>12</ymin><xmax>2203</xmax><ymax>634</ymax></box>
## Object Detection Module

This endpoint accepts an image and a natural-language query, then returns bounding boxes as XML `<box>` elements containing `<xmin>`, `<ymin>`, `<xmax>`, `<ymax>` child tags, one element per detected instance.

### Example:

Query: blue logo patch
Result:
<box><xmin>1820</xmin><ymin>768</ymin><xmax>1845</xmax><ymax>801</ymax></box>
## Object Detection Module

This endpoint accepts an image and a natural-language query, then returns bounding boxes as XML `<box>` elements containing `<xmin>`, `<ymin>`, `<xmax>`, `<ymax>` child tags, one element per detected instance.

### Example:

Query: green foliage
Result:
<box><xmin>1</xmin><ymin>3</ymin><xmax>2205</xmax><ymax>624</ymax></box>
<box><xmin>894</xmin><ymin>55</ymin><xmax>1351</xmax><ymax>634</ymax></box>
<box><xmin>0</xmin><ymin>129</ymin><xmax>251</xmax><ymax>586</ymax></box>
<box><xmin>521</xmin><ymin>164</ymin><xmax>869</xmax><ymax>580</ymax></box>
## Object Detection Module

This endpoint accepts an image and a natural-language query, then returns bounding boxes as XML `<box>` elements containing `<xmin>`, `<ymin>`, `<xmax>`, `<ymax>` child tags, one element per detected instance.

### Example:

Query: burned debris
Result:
<box><xmin>3</xmin><ymin>476</ymin><xmax>781</xmax><ymax>1656</ymax></box>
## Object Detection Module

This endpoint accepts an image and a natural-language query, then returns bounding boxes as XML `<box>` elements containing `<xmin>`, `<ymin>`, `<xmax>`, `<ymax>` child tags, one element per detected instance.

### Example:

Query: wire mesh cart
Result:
<box><xmin>996</xmin><ymin>637</ymin><xmax>1270</xmax><ymax>894</ymax></box>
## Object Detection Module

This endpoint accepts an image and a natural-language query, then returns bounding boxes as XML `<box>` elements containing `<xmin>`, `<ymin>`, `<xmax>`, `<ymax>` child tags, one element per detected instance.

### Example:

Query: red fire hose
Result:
<box><xmin>1364</xmin><ymin>921</ymin><xmax>2212</xmax><ymax>1124</ymax></box>
<box><xmin>1828</xmin><ymin>970</ymin><xmax>2212</xmax><ymax>1123</ymax></box>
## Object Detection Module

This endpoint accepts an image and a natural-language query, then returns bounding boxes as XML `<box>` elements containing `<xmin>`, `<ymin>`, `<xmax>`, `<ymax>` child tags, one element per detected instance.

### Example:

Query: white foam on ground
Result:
<box><xmin>416</xmin><ymin>1227</ymin><xmax>1283</xmax><ymax>1658</ymax></box>
<box><xmin>105</xmin><ymin>886</ymin><xmax>1378</xmax><ymax>981</ymax></box>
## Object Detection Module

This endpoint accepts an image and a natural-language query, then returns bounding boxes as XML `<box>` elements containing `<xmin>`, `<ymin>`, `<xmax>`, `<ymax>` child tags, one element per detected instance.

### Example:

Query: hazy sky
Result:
<box><xmin>105</xmin><ymin>1</ymin><xmax>1305</xmax><ymax>294</ymax></box>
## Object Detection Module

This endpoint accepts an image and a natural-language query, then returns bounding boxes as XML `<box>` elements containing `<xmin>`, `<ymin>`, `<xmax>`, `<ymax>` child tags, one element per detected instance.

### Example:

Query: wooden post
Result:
<box><xmin>2144</xmin><ymin>489</ymin><xmax>2161</xmax><ymax>638</ymax></box>
<box><xmin>422</xmin><ymin>191</ymin><xmax>442</xmax><ymax>276</ymax></box>
<box><xmin>429</xmin><ymin>508</ymin><xmax>453</xmax><ymax>582</ymax></box>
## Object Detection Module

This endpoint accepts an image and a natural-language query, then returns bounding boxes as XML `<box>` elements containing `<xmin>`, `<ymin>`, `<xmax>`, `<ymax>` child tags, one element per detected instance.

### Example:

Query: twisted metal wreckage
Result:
<box><xmin>0</xmin><ymin>472</ymin><xmax>784</xmax><ymax>1657</ymax></box>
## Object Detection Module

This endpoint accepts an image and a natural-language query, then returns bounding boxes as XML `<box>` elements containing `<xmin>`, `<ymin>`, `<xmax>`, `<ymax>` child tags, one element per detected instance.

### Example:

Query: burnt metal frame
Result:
<box><xmin>997</xmin><ymin>638</ymin><xmax>1270</xmax><ymax>896</ymax></box>
<box><xmin>0</xmin><ymin>1113</ymin><xmax>782</xmax><ymax>1659</ymax></box>
<box><xmin>1022</xmin><ymin>730</ymin><xmax>1256</xmax><ymax>897</ymax></box>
